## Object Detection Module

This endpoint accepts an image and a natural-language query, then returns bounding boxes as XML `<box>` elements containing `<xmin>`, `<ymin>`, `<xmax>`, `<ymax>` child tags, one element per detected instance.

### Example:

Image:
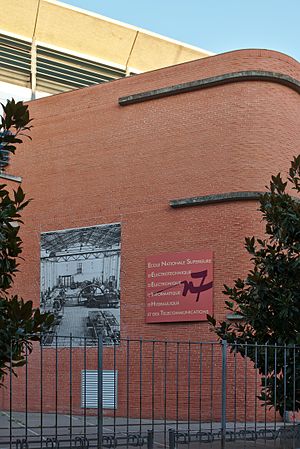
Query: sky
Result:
<box><xmin>61</xmin><ymin>0</ymin><xmax>300</xmax><ymax>62</ymax></box>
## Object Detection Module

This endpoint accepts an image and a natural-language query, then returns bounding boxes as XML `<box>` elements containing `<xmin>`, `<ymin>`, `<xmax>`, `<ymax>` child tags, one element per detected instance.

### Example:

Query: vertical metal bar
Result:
<box><xmin>139</xmin><ymin>338</ymin><xmax>143</xmax><ymax>436</ymax></box>
<box><xmin>187</xmin><ymin>341</ymin><xmax>191</xmax><ymax>437</ymax></box>
<box><xmin>293</xmin><ymin>344</ymin><xmax>296</xmax><ymax>429</ymax></box>
<box><xmin>126</xmin><ymin>339</ymin><xmax>130</xmax><ymax>442</ymax></box>
<box><xmin>70</xmin><ymin>334</ymin><xmax>73</xmax><ymax>449</ymax></box>
<box><xmin>254</xmin><ymin>342</ymin><xmax>258</xmax><ymax>435</ymax></box>
<box><xmin>176</xmin><ymin>342</ymin><xmax>179</xmax><ymax>433</ymax></box>
<box><xmin>97</xmin><ymin>333</ymin><xmax>103</xmax><ymax>449</ymax></box>
<box><xmin>274</xmin><ymin>343</ymin><xmax>277</xmax><ymax>431</ymax></box>
<box><xmin>9</xmin><ymin>340</ymin><xmax>12</xmax><ymax>449</ymax></box>
<box><xmin>221</xmin><ymin>340</ymin><xmax>227</xmax><ymax>449</ymax></box>
<box><xmin>264</xmin><ymin>343</ymin><xmax>268</xmax><ymax>435</ymax></box>
<box><xmin>25</xmin><ymin>344</ymin><xmax>28</xmax><ymax>442</ymax></box>
<box><xmin>199</xmin><ymin>343</ymin><xmax>202</xmax><ymax>434</ymax></box>
<box><xmin>114</xmin><ymin>337</ymin><xmax>117</xmax><ymax>437</ymax></box>
<box><xmin>233</xmin><ymin>341</ymin><xmax>237</xmax><ymax>438</ymax></box>
<box><xmin>244</xmin><ymin>343</ymin><xmax>248</xmax><ymax>434</ymax></box>
<box><xmin>283</xmin><ymin>345</ymin><xmax>287</xmax><ymax>429</ymax></box>
<box><xmin>164</xmin><ymin>341</ymin><xmax>167</xmax><ymax>448</ymax></box>
<box><xmin>83</xmin><ymin>337</ymin><xmax>87</xmax><ymax>442</ymax></box>
<box><xmin>55</xmin><ymin>335</ymin><xmax>58</xmax><ymax>442</ymax></box>
<box><xmin>264</xmin><ymin>344</ymin><xmax>268</xmax><ymax>435</ymax></box>
<box><xmin>210</xmin><ymin>343</ymin><xmax>214</xmax><ymax>435</ymax></box>
<box><xmin>40</xmin><ymin>339</ymin><xmax>43</xmax><ymax>449</ymax></box>
<box><xmin>152</xmin><ymin>341</ymin><xmax>155</xmax><ymax>433</ymax></box>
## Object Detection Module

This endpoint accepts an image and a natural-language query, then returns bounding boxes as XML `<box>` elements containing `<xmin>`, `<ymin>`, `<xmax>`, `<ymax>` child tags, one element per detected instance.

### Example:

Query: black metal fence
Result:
<box><xmin>1</xmin><ymin>336</ymin><xmax>300</xmax><ymax>449</ymax></box>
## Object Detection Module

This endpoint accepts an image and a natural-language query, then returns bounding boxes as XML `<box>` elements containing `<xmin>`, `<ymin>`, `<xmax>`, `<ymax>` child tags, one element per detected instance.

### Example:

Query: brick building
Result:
<box><xmin>1</xmin><ymin>48</ymin><xmax>300</xmax><ymax>423</ymax></box>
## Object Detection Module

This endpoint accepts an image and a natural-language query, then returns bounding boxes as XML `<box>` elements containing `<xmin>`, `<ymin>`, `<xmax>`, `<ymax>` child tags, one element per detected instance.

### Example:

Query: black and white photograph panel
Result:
<box><xmin>40</xmin><ymin>223</ymin><xmax>121</xmax><ymax>346</ymax></box>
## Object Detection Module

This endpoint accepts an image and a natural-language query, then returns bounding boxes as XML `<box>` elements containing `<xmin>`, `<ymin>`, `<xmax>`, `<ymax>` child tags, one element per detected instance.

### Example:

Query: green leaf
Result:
<box><xmin>207</xmin><ymin>314</ymin><xmax>216</xmax><ymax>327</ymax></box>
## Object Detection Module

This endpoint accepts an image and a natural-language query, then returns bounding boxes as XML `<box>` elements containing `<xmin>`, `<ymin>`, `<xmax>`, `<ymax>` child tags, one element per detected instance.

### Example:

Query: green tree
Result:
<box><xmin>0</xmin><ymin>99</ymin><xmax>53</xmax><ymax>384</ymax></box>
<box><xmin>208</xmin><ymin>155</ymin><xmax>300</xmax><ymax>417</ymax></box>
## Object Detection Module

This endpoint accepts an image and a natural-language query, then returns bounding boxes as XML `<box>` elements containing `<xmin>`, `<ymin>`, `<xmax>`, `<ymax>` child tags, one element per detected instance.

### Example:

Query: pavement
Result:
<box><xmin>1</xmin><ymin>412</ymin><xmax>299</xmax><ymax>448</ymax></box>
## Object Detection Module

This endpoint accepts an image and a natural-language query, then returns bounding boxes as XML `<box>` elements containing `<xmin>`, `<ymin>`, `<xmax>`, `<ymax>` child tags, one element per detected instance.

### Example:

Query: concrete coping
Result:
<box><xmin>119</xmin><ymin>70</ymin><xmax>300</xmax><ymax>106</ymax></box>
<box><xmin>169</xmin><ymin>191</ymin><xmax>264</xmax><ymax>208</ymax></box>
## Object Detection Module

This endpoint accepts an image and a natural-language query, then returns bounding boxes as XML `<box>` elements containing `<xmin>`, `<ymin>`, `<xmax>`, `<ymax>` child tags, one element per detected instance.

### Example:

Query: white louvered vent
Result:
<box><xmin>0</xmin><ymin>34</ymin><xmax>31</xmax><ymax>87</ymax></box>
<box><xmin>81</xmin><ymin>370</ymin><xmax>118</xmax><ymax>409</ymax></box>
<box><xmin>37</xmin><ymin>46</ymin><xmax>126</xmax><ymax>91</ymax></box>
<box><xmin>0</xmin><ymin>33</ymin><xmax>127</xmax><ymax>94</ymax></box>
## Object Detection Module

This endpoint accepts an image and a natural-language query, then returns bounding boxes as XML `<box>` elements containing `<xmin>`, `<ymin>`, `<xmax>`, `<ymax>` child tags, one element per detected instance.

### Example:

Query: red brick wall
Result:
<box><xmin>1</xmin><ymin>49</ymin><xmax>300</xmax><ymax>421</ymax></box>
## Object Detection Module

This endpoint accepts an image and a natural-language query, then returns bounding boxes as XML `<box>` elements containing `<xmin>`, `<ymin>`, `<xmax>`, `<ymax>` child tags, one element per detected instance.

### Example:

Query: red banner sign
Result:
<box><xmin>145</xmin><ymin>250</ymin><xmax>213</xmax><ymax>323</ymax></box>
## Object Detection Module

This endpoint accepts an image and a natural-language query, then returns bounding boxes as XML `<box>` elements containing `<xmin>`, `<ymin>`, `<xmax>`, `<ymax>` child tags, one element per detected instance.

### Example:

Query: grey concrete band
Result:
<box><xmin>0</xmin><ymin>172</ymin><xmax>22</xmax><ymax>183</ymax></box>
<box><xmin>119</xmin><ymin>70</ymin><xmax>300</xmax><ymax>106</ymax></box>
<box><xmin>170</xmin><ymin>191</ymin><xmax>264</xmax><ymax>208</ymax></box>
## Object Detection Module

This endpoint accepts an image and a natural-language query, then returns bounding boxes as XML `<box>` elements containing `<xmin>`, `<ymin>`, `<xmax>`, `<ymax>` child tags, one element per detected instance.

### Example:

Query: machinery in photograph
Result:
<box><xmin>78</xmin><ymin>281</ymin><xmax>119</xmax><ymax>308</ymax></box>
<box><xmin>40</xmin><ymin>224</ymin><xmax>121</xmax><ymax>346</ymax></box>
<box><xmin>87</xmin><ymin>310</ymin><xmax>120</xmax><ymax>343</ymax></box>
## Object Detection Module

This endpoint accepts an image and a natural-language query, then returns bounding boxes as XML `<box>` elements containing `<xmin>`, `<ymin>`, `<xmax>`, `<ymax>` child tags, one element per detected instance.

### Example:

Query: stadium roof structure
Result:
<box><xmin>0</xmin><ymin>0</ymin><xmax>213</xmax><ymax>97</ymax></box>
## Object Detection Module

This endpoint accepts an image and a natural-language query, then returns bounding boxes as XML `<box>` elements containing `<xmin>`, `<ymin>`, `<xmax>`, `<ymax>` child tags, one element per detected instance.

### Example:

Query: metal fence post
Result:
<box><xmin>169</xmin><ymin>429</ymin><xmax>175</xmax><ymax>449</ymax></box>
<box><xmin>98</xmin><ymin>333</ymin><xmax>103</xmax><ymax>449</ymax></box>
<box><xmin>147</xmin><ymin>429</ymin><xmax>153</xmax><ymax>449</ymax></box>
<box><xmin>221</xmin><ymin>340</ymin><xmax>227</xmax><ymax>449</ymax></box>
